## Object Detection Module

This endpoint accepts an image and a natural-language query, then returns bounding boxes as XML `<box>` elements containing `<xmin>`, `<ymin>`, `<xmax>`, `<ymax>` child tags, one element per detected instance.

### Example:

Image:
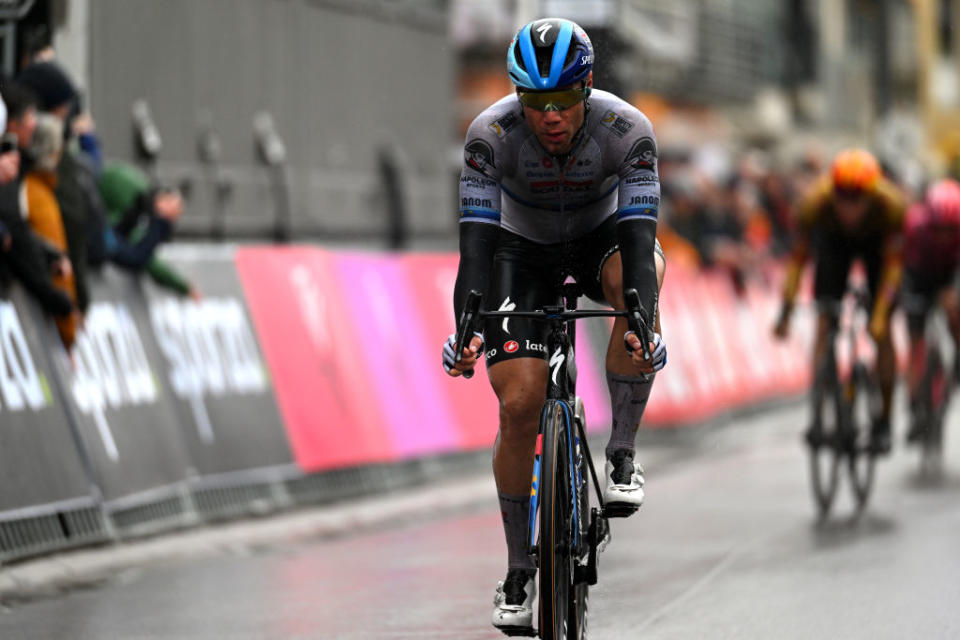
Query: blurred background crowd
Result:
<box><xmin>1</xmin><ymin>0</ymin><xmax>959</xmax><ymax>326</ymax></box>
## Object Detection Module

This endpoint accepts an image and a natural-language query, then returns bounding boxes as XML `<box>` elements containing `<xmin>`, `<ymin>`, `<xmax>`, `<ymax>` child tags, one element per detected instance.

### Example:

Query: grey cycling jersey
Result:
<box><xmin>459</xmin><ymin>89</ymin><xmax>660</xmax><ymax>244</ymax></box>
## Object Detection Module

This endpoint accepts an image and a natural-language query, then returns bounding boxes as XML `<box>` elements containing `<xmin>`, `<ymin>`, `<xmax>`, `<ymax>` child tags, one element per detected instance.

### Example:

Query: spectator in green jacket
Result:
<box><xmin>99</xmin><ymin>163</ymin><xmax>199</xmax><ymax>299</ymax></box>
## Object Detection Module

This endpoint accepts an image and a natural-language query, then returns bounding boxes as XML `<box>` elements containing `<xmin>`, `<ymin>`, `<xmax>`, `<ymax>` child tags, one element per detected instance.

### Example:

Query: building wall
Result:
<box><xmin>87</xmin><ymin>0</ymin><xmax>455</xmax><ymax>241</ymax></box>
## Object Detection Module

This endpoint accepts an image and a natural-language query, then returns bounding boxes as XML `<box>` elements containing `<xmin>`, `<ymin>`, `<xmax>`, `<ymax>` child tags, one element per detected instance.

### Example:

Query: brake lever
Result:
<box><xmin>454</xmin><ymin>290</ymin><xmax>483</xmax><ymax>379</ymax></box>
<box><xmin>624</xmin><ymin>288</ymin><xmax>652</xmax><ymax>361</ymax></box>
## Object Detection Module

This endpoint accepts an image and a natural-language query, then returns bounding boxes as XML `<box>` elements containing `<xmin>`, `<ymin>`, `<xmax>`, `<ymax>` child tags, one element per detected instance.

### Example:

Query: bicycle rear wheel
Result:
<box><xmin>538</xmin><ymin>400</ymin><xmax>575</xmax><ymax>640</ymax></box>
<box><xmin>920</xmin><ymin>347</ymin><xmax>947</xmax><ymax>477</ymax></box>
<box><xmin>847</xmin><ymin>363</ymin><xmax>878</xmax><ymax>511</ymax></box>
<box><xmin>808</xmin><ymin>355</ymin><xmax>843</xmax><ymax>518</ymax></box>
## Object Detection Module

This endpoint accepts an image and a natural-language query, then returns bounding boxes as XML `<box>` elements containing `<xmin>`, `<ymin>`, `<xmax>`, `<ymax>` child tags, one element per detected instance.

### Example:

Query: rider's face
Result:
<box><xmin>520</xmin><ymin>77</ymin><xmax>591</xmax><ymax>156</ymax></box>
<box><xmin>834</xmin><ymin>188</ymin><xmax>870</xmax><ymax>229</ymax></box>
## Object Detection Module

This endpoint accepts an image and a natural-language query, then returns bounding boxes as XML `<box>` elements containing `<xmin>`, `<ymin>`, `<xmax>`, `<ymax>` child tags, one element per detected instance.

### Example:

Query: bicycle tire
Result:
<box><xmin>538</xmin><ymin>400</ymin><xmax>574</xmax><ymax>640</ymax></box>
<box><xmin>920</xmin><ymin>346</ymin><xmax>947</xmax><ymax>477</ymax></box>
<box><xmin>847</xmin><ymin>363</ymin><xmax>878</xmax><ymax>510</ymax></box>
<box><xmin>568</xmin><ymin>398</ymin><xmax>590</xmax><ymax>640</ymax></box>
<box><xmin>808</xmin><ymin>352</ymin><xmax>843</xmax><ymax>518</ymax></box>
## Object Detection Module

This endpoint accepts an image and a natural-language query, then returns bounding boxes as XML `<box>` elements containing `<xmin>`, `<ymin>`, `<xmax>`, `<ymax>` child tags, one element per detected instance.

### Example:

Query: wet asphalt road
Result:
<box><xmin>1</xmin><ymin>400</ymin><xmax>959</xmax><ymax>639</ymax></box>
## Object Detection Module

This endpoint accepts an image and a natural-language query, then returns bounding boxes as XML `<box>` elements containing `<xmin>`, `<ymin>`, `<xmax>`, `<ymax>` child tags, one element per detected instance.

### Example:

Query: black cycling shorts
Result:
<box><xmin>812</xmin><ymin>230</ymin><xmax>883</xmax><ymax>307</ymax></box>
<box><xmin>901</xmin><ymin>267</ymin><xmax>956</xmax><ymax>334</ymax></box>
<box><xmin>482</xmin><ymin>215</ymin><xmax>664</xmax><ymax>367</ymax></box>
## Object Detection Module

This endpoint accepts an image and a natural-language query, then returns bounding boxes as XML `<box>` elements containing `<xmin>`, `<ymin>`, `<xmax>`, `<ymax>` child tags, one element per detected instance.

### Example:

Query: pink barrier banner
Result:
<box><xmin>236</xmin><ymin>246</ymin><xmax>812</xmax><ymax>472</ymax></box>
<box><xmin>645</xmin><ymin>263</ymin><xmax>812</xmax><ymax>426</ymax></box>
<box><xmin>333</xmin><ymin>252</ymin><xmax>462</xmax><ymax>457</ymax></box>
<box><xmin>236</xmin><ymin>247</ymin><xmax>393</xmax><ymax>471</ymax></box>
<box><xmin>400</xmin><ymin>254</ymin><xmax>500</xmax><ymax>449</ymax></box>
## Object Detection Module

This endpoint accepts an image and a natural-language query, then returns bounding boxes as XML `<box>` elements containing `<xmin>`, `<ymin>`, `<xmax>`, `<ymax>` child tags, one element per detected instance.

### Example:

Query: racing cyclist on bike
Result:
<box><xmin>441</xmin><ymin>18</ymin><xmax>667</xmax><ymax>633</ymax></box>
<box><xmin>901</xmin><ymin>178</ymin><xmax>960</xmax><ymax>443</ymax></box>
<box><xmin>774</xmin><ymin>149</ymin><xmax>905</xmax><ymax>455</ymax></box>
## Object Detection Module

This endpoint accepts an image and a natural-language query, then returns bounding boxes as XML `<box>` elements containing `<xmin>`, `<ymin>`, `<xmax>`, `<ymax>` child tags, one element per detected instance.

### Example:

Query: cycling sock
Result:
<box><xmin>499</xmin><ymin>492</ymin><xmax>535</xmax><ymax>570</ymax></box>
<box><xmin>605</xmin><ymin>371</ymin><xmax>655</xmax><ymax>458</ymax></box>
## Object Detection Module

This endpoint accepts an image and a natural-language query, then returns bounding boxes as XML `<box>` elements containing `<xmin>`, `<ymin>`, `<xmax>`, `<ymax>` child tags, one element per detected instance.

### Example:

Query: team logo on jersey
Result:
<box><xmin>504</xmin><ymin>340</ymin><xmax>519</xmax><ymax>353</ymax></box>
<box><xmin>465</xmin><ymin>138</ymin><xmax>496</xmax><ymax>175</ymax></box>
<box><xmin>488</xmin><ymin>112</ymin><xmax>520</xmax><ymax>138</ymax></box>
<box><xmin>625</xmin><ymin>137</ymin><xmax>657</xmax><ymax>170</ymax></box>
<box><xmin>601</xmin><ymin>110</ymin><xmax>633</xmax><ymax>138</ymax></box>
<box><xmin>628</xmin><ymin>195</ymin><xmax>660</xmax><ymax>207</ymax></box>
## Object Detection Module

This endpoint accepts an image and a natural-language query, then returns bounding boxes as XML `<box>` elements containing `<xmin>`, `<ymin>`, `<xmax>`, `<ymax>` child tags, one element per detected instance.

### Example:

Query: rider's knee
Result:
<box><xmin>498</xmin><ymin>390</ymin><xmax>545</xmax><ymax>432</ymax></box>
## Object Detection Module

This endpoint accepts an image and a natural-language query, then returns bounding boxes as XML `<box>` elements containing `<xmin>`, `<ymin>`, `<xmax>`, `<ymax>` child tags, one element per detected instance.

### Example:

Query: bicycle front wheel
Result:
<box><xmin>847</xmin><ymin>363</ymin><xmax>878</xmax><ymax>510</ymax></box>
<box><xmin>568</xmin><ymin>398</ymin><xmax>590</xmax><ymax>640</ymax></box>
<box><xmin>538</xmin><ymin>400</ymin><xmax>575</xmax><ymax>640</ymax></box>
<box><xmin>808</xmin><ymin>354</ymin><xmax>843</xmax><ymax>518</ymax></box>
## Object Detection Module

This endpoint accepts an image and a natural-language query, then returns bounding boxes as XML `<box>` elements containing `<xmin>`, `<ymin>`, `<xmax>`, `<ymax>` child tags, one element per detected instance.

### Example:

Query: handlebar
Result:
<box><xmin>452</xmin><ymin>288</ymin><xmax>654</xmax><ymax>376</ymax></box>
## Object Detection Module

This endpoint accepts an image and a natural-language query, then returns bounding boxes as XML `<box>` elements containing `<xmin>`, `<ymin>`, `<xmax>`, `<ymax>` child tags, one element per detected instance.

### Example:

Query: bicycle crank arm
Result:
<box><xmin>499</xmin><ymin>627</ymin><xmax>537</xmax><ymax>637</ymax></box>
<box><xmin>575</xmin><ymin>507</ymin><xmax>611</xmax><ymax>586</ymax></box>
<box><xmin>601</xmin><ymin>503</ymin><xmax>639</xmax><ymax>519</ymax></box>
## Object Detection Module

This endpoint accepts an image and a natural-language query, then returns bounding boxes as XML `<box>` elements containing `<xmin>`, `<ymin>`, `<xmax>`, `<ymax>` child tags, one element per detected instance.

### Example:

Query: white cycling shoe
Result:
<box><xmin>603</xmin><ymin>448</ymin><xmax>645</xmax><ymax>511</ymax></box>
<box><xmin>492</xmin><ymin>568</ymin><xmax>536</xmax><ymax>633</ymax></box>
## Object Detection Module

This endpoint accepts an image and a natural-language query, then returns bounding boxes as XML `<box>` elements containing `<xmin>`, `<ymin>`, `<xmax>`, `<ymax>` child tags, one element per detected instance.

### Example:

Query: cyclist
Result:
<box><xmin>441</xmin><ymin>18</ymin><xmax>667</xmax><ymax>633</ymax></box>
<box><xmin>774</xmin><ymin>149</ymin><xmax>905</xmax><ymax>455</ymax></box>
<box><xmin>901</xmin><ymin>178</ymin><xmax>960</xmax><ymax>442</ymax></box>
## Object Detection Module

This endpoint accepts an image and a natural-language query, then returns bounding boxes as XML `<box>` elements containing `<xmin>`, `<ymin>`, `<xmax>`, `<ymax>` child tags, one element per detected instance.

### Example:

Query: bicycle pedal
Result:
<box><xmin>498</xmin><ymin>626</ymin><xmax>537</xmax><ymax>637</ymax></box>
<box><xmin>602</xmin><ymin>503</ymin><xmax>638</xmax><ymax>518</ymax></box>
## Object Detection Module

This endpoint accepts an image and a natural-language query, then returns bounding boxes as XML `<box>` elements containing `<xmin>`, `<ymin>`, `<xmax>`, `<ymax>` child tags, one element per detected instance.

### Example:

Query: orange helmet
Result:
<box><xmin>831</xmin><ymin>149</ymin><xmax>881</xmax><ymax>192</ymax></box>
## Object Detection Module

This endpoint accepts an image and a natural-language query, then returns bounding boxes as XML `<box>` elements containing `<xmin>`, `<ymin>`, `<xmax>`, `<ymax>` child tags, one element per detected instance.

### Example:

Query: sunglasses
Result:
<box><xmin>517</xmin><ymin>87</ymin><xmax>589</xmax><ymax>112</ymax></box>
<box><xmin>834</xmin><ymin>186</ymin><xmax>866</xmax><ymax>200</ymax></box>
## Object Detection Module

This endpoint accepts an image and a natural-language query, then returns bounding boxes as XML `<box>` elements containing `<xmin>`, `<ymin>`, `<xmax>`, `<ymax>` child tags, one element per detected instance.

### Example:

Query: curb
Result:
<box><xmin>0</xmin><ymin>474</ymin><xmax>496</xmax><ymax>604</ymax></box>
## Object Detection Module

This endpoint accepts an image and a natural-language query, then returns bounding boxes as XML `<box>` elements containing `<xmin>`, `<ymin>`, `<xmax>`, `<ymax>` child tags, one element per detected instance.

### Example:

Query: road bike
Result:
<box><xmin>807</xmin><ymin>288</ymin><xmax>881</xmax><ymax>518</ymax></box>
<box><xmin>454</xmin><ymin>283</ymin><xmax>650</xmax><ymax>639</ymax></box>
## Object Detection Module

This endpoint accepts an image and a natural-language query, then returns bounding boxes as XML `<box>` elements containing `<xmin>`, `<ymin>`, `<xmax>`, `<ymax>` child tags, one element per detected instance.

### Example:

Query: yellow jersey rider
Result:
<box><xmin>774</xmin><ymin>149</ymin><xmax>905</xmax><ymax>454</ymax></box>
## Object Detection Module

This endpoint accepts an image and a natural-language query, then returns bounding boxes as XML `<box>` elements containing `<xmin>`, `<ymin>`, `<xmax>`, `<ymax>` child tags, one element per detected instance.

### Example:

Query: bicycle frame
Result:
<box><xmin>454</xmin><ymin>284</ymin><xmax>650</xmax><ymax>578</ymax></box>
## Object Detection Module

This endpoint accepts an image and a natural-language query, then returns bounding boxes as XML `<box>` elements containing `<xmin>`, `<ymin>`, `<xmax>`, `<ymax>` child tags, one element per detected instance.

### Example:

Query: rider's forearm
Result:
<box><xmin>617</xmin><ymin>218</ymin><xmax>658</xmax><ymax>327</ymax></box>
<box><xmin>453</xmin><ymin>221</ymin><xmax>500</xmax><ymax>323</ymax></box>
<box><xmin>873</xmin><ymin>260</ymin><xmax>902</xmax><ymax>321</ymax></box>
<box><xmin>873</xmin><ymin>234</ymin><xmax>904</xmax><ymax>321</ymax></box>
<box><xmin>781</xmin><ymin>238</ymin><xmax>809</xmax><ymax>309</ymax></box>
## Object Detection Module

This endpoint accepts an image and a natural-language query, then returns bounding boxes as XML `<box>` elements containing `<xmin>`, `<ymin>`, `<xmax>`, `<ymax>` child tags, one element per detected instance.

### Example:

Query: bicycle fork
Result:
<box><xmin>526</xmin><ymin>412</ymin><xmax>609</xmax><ymax>587</ymax></box>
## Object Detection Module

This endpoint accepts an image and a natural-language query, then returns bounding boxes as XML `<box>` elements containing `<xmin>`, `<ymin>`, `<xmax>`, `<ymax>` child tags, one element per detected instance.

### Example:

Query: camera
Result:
<box><xmin>0</xmin><ymin>133</ymin><xmax>18</xmax><ymax>154</ymax></box>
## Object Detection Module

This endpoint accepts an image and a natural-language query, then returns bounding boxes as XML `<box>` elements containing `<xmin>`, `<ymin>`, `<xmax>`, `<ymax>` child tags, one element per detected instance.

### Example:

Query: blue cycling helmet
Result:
<box><xmin>507</xmin><ymin>18</ymin><xmax>594</xmax><ymax>90</ymax></box>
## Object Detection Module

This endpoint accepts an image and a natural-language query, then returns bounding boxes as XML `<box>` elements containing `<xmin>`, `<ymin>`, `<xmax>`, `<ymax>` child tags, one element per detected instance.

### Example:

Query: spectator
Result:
<box><xmin>17</xmin><ymin>61</ymin><xmax>92</xmax><ymax>316</ymax></box>
<box><xmin>17</xmin><ymin>24</ymin><xmax>55</xmax><ymax>72</ymax></box>
<box><xmin>24</xmin><ymin>112</ymin><xmax>79</xmax><ymax>349</ymax></box>
<box><xmin>80</xmin><ymin>157</ymin><xmax>182</xmax><ymax>271</ymax></box>
<box><xmin>18</xmin><ymin>60</ymin><xmax>189</xmax><ymax>291</ymax></box>
<box><xmin>0</xmin><ymin>84</ymin><xmax>73</xmax><ymax>317</ymax></box>
<box><xmin>99</xmin><ymin>163</ymin><xmax>199</xmax><ymax>299</ymax></box>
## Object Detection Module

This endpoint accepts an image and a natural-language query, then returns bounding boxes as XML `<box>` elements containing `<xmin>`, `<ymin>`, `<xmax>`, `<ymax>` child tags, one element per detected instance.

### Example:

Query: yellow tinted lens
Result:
<box><xmin>518</xmin><ymin>88</ymin><xmax>585</xmax><ymax>111</ymax></box>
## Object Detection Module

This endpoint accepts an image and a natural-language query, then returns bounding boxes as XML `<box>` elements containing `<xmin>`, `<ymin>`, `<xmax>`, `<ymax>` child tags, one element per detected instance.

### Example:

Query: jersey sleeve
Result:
<box><xmin>794</xmin><ymin>176</ymin><xmax>831</xmax><ymax>232</ymax></box>
<box><xmin>453</xmin><ymin>115</ymin><xmax>505</xmax><ymax>323</ymax></box>
<box><xmin>459</xmin><ymin>117</ymin><xmax>503</xmax><ymax>227</ymax></box>
<box><xmin>614</xmin><ymin>115</ymin><xmax>661</xmax><ymax>224</ymax></box>
<box><xmin>610</xmin><ymin>109</ymin><xmax>661</xmax><ymax>328</ymax></box>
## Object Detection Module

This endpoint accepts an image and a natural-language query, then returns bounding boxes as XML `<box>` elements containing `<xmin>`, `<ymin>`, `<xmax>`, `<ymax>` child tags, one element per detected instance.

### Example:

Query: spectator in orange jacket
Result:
<box><xmin>24</xmin><ymin>112</ymin><xmax>78</xmax><ymax>350</ymax></box>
